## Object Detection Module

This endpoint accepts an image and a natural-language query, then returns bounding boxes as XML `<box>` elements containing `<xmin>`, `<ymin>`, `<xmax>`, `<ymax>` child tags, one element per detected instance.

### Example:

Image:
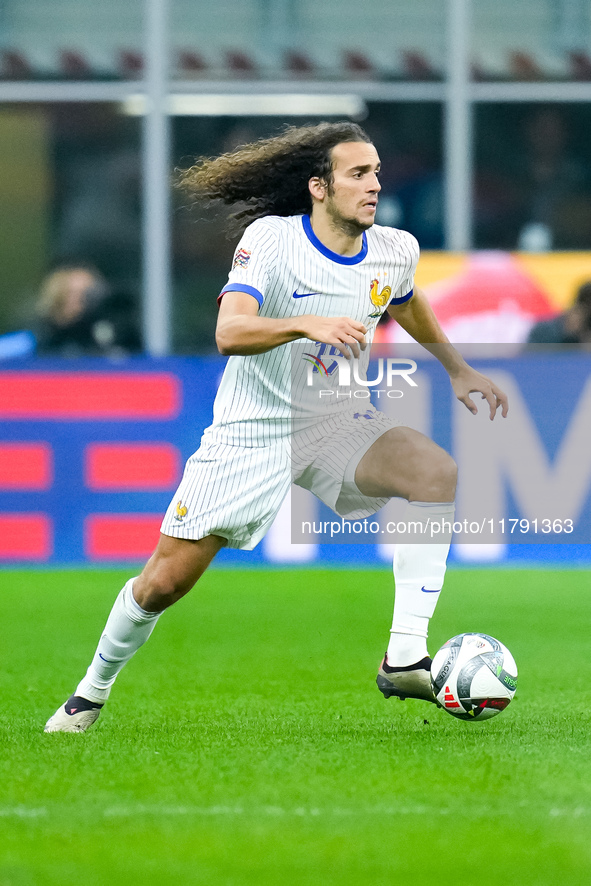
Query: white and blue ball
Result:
<box><xmin>430</xmin><ymin>633</ymin><xmax>517</xmax><ymax>721</ymax></box>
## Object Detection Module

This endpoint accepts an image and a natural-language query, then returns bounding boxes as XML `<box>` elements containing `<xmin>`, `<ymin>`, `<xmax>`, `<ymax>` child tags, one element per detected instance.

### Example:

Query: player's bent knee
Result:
<box><xmin>133</xmin><ymin>571</ymin><xmax>193</xmax><ymax>611</ymax></box>
<box><xmin>416</xmin><ymin>449</ymin><xmax>457</xmax><ymax>501</ymax></box>
<box><xmin>444</xmin><ymin>453</ymin><xmax>458</xmax><ymax>486</ymax></box>
<box><xmin>434</xmin><ymin>452</ymin><xmax>457</xmax><ymax>499</ymax></box>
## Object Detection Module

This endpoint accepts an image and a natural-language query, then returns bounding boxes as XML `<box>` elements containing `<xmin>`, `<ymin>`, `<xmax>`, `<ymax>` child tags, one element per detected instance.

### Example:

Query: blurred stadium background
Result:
<box><xmin>2</xmin><ymin>6</ymin><xmax>591</xmax><ymax>885</ymax></box>
<box><xmin>0</xmin><ymin>0</ymin><xmax>590</xmax><ymax>568</ymax></box>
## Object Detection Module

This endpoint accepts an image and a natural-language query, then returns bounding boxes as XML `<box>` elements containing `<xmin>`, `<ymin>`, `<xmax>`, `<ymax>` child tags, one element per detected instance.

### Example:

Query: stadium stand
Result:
<box><xmin>0</xmin><ymin>0</ymin><xmax>589</xmax><ymax>81</ymax></box>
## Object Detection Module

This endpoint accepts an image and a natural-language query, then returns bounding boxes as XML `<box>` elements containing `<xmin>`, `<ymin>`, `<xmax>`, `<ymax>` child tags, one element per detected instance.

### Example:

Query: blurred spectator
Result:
<box><xmin>474</xmin><ymin>105</ymin><xmax>591</xmax><ymax>250</ymax></box>
<box><xmin>52</xmin><ymin>105</ymin><xmax>142</xmax><ymax>295</ymax></box>
<box><xmin>516</xmin><ymin>108</ymin><xmax>588</xmax><ymax>251</ymax></box>
<box><xmin>393</xmin><ymin>172</ymin><xmax>444</xmax><ymax>248</ymax></box>
<box><xmin>34</xmin><ymin>263</ymin><xmax>142</xmax><ymax>357</ymax></box>
<box><xmin>371</xmin><ymin>106</ymin><xmax>444</xmax><ymax>248</ymax></box>
<box><xmin>527</xmin><ymin>281</ymin><xmax>591</xmax><ymax>345</ymax></box>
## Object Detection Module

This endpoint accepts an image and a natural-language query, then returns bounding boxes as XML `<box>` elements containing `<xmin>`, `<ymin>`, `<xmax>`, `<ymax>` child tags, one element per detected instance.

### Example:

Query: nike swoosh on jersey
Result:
<box><xmin>292</xmin><ymin>290</ymin><xmax>321</xmax><ymax>299</ymax></box>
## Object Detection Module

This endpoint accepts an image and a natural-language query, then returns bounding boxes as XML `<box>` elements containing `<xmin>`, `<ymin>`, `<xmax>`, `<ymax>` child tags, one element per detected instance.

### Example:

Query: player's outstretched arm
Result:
<box><xmin>387</xmin><ymin>286</ymin><xmax>508</xmax><ymax>420</ymax></box>
<box><xmin>216</xmin><ymin>290</ymin><xmax>367</xmax><ymax>358</ymax></box>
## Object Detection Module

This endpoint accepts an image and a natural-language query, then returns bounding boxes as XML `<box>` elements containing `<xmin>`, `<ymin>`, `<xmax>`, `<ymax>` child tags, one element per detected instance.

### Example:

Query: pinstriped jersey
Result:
<box><xmin>210</xmin><ymin>214</ymin><xmax>419</xmax><ymax>445</ymax></box>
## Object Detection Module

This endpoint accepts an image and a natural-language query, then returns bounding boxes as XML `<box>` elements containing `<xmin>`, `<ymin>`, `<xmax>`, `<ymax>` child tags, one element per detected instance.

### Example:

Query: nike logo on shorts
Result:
<box><xmin>293</xmin><ymin>290</ymin><xmax>321</xmax><ymax>299</ymax></box>
<box><xmin>421</xmin><ymin>586</ymin><xmax>441</xmax><ymax>593</ymax></box>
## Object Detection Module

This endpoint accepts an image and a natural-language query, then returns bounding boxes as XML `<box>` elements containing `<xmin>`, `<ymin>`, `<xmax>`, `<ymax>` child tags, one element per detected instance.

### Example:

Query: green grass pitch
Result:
<box><xmin>1</xmin><ymin>566</ymin><xmax>591</xmax><ymax>886</ymax></box>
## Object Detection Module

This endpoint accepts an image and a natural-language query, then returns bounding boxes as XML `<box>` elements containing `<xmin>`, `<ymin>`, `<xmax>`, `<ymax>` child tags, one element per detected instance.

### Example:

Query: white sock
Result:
<box><xmin>75</xmin><ymin>578</ymin><xmax>162</xmax><ymax>703</ymax></box>
<box><xmin>386</xmin><ymin>501</ymin><xmax>454</xmax><ymax>667</ymax></box>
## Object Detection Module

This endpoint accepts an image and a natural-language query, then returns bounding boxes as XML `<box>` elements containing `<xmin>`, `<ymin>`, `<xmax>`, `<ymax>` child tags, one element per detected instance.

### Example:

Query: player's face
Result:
<box><xmin>324</xmin><ymin>141</ymin><xmax>381</xmax><ymax>232</ymax></box>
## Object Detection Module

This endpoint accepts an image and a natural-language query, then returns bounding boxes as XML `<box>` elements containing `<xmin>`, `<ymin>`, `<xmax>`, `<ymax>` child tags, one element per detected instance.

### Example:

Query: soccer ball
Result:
<box><xmin>430</xmin><ymin>633</ymin><xmax>518</xmax><ymax>721</ymax></box>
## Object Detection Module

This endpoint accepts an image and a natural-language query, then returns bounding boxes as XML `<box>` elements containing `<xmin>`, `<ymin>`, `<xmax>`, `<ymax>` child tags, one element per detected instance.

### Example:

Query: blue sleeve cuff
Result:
<box><xmin>388</xmin><ymin>288</ymin><xmax>414</xmax><ymax>306</ymax></box>
<box><xmin>218</xmin><ymin>283</ymin><xmax>264</xmax><ymax>306</ymax></box>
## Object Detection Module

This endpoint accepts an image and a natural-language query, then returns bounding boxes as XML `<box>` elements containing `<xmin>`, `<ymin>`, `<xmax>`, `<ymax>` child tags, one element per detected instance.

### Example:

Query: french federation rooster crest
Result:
<box><xmin>174</xmin><ymin>500</ymin><xmax>188</xmax><ymax>522</ymax></box>
<box><xmin>368</xmin><ymin>278</ymin><xmax>392</xmax><ymax>318</ymax></box>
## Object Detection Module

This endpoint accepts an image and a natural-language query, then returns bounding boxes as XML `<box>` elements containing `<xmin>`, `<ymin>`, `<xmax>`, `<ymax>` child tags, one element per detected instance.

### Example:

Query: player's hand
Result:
<box><xmin>300</xmin><ymin>315</ymin><xmax>367</xmax><ymax>359</ymax></box>
<box><xmin>449</xmin><ymin>366</ymin><xmax>508</xmax><ymax>420</ymax></box>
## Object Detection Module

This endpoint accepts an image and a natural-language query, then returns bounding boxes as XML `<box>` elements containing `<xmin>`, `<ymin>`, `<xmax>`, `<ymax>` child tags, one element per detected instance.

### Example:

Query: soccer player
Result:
<box><xmin>45</xmin><ymin>122</ymin><xmax>507</xmax><ymax>733</ymax></box>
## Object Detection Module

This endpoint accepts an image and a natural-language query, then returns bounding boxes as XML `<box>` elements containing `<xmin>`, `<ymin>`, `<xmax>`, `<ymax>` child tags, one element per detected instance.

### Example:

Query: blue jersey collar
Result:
<box><xmin>302</xmin><ymin>215</ymin><xmax>368</xmax><ymax>265</ymax></box>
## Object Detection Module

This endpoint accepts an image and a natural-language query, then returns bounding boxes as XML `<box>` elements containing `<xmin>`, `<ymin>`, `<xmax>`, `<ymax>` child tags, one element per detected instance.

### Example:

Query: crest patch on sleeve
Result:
<box><xmin>232</xmin><ymin>248</ymin><xmax>251</xmax><ymax>269</ymax></box>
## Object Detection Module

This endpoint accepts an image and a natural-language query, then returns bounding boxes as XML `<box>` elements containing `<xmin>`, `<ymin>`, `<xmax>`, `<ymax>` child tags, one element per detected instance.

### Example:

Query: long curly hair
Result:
<box><xmin>177</xmin><ymin>121</ymin><xmax>372</xmax><ymax>234</ymax></box>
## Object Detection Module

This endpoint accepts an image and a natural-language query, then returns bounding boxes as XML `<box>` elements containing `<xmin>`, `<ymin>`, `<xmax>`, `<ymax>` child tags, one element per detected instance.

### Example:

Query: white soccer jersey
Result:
<box><xmin>209</xmin><ymin>214</ymin><xmax>419</xmax><ymax>445</ymax></box>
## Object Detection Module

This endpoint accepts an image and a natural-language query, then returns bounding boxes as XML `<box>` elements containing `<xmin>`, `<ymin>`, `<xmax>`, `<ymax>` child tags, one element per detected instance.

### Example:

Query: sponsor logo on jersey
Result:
<box><xmin>174</xmin><ymin>500</ymin><xmax>188</xmax><ymax>521</ymax></box>
<box><xmin>232</xmin><ymin>248</ymin><xmax>251</xmax><ymax>269</ymax></box>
